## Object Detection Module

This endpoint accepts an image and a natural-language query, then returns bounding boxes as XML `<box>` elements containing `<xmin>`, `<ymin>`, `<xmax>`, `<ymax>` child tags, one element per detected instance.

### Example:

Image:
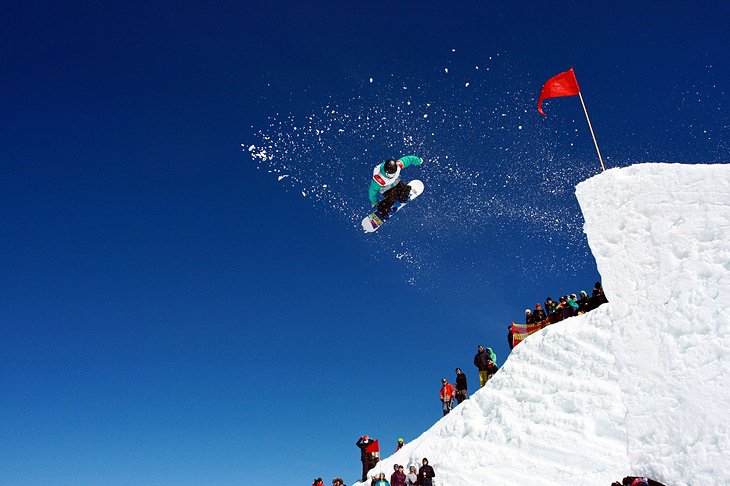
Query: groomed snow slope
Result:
<box><xmin>354</xmin><ymin>163</ymin><xmax>730</xmax><ymax>486</ymax></box>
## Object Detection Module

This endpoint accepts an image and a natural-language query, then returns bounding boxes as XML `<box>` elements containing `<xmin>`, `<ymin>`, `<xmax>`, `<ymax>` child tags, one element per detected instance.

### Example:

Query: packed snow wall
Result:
<box><xmin>354</xmin><ymin>163</ymin><xmax>730</xmax><ymax>486</ymax></box>
<box><xmin>576</xmin><ymin>163</ymin><xmax>730</xmax><ymax>483</ymax></box>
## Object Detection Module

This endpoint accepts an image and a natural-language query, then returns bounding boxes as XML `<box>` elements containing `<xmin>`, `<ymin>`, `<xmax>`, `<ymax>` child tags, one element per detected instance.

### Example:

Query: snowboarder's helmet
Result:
<box><xmin>384</xmin><ymin>159</ymin><xmax>398</xmax><ymax>177</ymax></box>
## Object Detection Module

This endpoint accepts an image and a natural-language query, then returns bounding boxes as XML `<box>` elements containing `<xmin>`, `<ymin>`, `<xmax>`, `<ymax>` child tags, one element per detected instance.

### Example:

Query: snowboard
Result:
<box><xmin>361</xmin><ymin>180</ymin><xmax>424</xmax><ymax>233</ymax></box>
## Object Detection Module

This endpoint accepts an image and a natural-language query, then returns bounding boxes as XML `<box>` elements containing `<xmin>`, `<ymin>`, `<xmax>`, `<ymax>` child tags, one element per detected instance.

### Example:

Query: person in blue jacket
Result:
<box><xmin>368</xmin><ymin>156</ymin><xmax>423</xmax><ymax>219</ymax></box>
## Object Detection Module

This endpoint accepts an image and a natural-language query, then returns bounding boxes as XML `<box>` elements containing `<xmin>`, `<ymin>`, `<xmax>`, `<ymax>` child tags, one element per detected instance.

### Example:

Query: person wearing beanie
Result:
<box><xmin>396</xmin><ymin>437</ymin><xmax>405</xmax><ymax>451</ymax></box>
<box><xmin>533</xmin><ymin>303</ymin><xmax>547</xmax><ymax>322</ymax></box>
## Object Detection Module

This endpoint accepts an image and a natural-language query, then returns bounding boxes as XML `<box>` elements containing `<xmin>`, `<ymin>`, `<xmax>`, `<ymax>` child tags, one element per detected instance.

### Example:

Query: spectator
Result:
<box><xmin>474</xmin><ymin>345</ymin><xmax>491</xmax><ymax>387</ymax></box>
<box><xmin>548</xmin><ymin>298</ymin><xmax>562</xmax><ymax>323</ymax></box>
<box><xmin>545</xmin><ymin>297</ymin><xmax>556</xmax><ymax>316</ymax></box>
<box><xmin>611</xmin><ymin>477</ymin><xmax>666</xmax><ymax>486</ymax></box>
<box><xmin>507</xmin><ymin>325</ymin><xmax>514</xmax><ymax>350</ymax></box>
<box><xmin>486</xmin><ymin>347</ymin><xmax>498</xmax><ymax>380</ymax></box>
<box><xmin>332</xmin><ymin>478</ymin><xmax>345</xmax><ymax>486</ymax></box>
<box><xmin>390</xmin><ymin>464</ymin><xmax>406</xmax><ymax>486</ymax></box>
<box><xmin>406</xmin><ymin>466</ymin><xmax>418</xmax><ymax>486</ymax></box>
<box><xmin>395</xmin><ymin>437</ymin><xmax>405</xmax><ymax>451</ymax></box>
<box><xmin>418</xmin><ymin>458</ymin><xmax>436</xmax><ymax>486</ymax></box>
<box><xmin>313</xmin><ymin>479</ymin><xmax>324</xmax><ymax>486</ymax></box>
<box><xmin>373</xmin><ymin>472</ymin><xmax>390</xmax><ymax>486</ymax></box>
<box><xmin>356</xmin><ymin>435</ymin><xmax>379</xmax><ymax>482</ymax></box>
<box><xmin>551</xmin><ymin>298</ymin><xmax>564</xmax><ymax>323</ymax></box>
<box><xmin>454</xmin><ymin>367</ymin><xmax>468</xmax><ymax>404</ymax></box>
<box><xmin>568</xmin><ymin>293</ymin><xmax>580</xmax><ymax>316</ymax></box>
<box><xmin>590</xmin><ymin>281</ymin><xmax>608</xmax><ymax>309</ymax></box>
<box><xmin>533</xmin><ymin>303</ymin><xmax>547</xmax><ymax>322</ymax></box>
<box><xmin>559</xmin><ymin>296</ymin><xmax>572</xmax><ymax>320</ymax></box>
<box><xmin>577</xmin><ymin>290</ymin><xmax>590</xmax><ymax>313</ymax></box>
<box><xmin>525</xmin><ymin>308</ymin><xmax>534</xmax><ymax>324</ymax></box>
<box><xmin>440</xmin><ymin>378</ymin><xmax>456</xmax><ymax>415</ymax></box>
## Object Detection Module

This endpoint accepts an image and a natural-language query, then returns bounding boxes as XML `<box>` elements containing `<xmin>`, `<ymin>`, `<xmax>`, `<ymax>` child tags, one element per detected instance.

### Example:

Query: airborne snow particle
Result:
<box><xmin>444</xmin><ymin>68</ymin><xmax>449</xmax><ymax>74</ymax></box>
<box><xmin>465</xmin><ymin>82</ymin><xmax>470</xmax><ymax>88</ymax></box>
<box><xmin>369</xmin><ymin>78</ymin><xmax>373</xmax><ymax>83</ymax></box>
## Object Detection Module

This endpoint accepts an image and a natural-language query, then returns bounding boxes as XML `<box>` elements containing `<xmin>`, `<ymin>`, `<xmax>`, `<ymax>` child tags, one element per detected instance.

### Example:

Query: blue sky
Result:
<box><xmin>2</xmin><ymin>1</ymin><xmax>728</xmax><ymax>485</ymax></box>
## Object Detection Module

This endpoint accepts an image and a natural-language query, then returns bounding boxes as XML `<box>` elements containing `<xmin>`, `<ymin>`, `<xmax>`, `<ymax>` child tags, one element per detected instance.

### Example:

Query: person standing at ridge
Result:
<box><xmin>368</xmin><ymin>156</ymin><xmax>423</xmax><ymax>219</ymax></box>
<box><xmin>406</xmin><ymin>466</ymin><xmax>418</xmax><ymax>486</ymax></box>
<box><xmin>454</xmin><ymin>367</ymin><xmax>468</xmax><ymax>403</ymax></box>
<box><xmin>533</xmin><ymin>303</ymin><xmax>547</xmax><ymax>322</ymax></box>
<box><xmin>390</xmin><ymin>464</ymin><xmax>406</xmax><ymax>486</ymax></box>
<box><xmin>418</xmin><ymin>458</ymin><xmax>436</xmax><ymax>486</ymax></box>
<box><xmin>439</xmin><ymin>378</ymin><xmax>456</xmax><ymax>415</ymax></box>
<box><xmin>486</xmin><ymin>347</ymin><xmax>498</xmax><ymax>381</ymax></box>
<box><xmin>474</xmin><ymin>344</ymin><xmax>490</xmax><ymax>388</ymax></box>
<box><xmin>356</xmin><ymin>435</ymin><xmax>379</xmax><ymax>482</ymax></box>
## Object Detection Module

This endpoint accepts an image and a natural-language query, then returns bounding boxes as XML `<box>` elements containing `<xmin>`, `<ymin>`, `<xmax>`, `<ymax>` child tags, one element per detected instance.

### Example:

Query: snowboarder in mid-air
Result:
<box><xmin>368</xmin><ymin>156</ymin><xmax>423</xmax><ymax>219</ymax></box>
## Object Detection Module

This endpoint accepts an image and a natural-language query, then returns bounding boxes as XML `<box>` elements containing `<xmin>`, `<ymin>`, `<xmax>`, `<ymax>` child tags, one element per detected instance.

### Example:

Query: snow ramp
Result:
<box><xmin>354</xmin><ymin>163</ymin><xmax>730</xmax><ymax>486</ymax></box>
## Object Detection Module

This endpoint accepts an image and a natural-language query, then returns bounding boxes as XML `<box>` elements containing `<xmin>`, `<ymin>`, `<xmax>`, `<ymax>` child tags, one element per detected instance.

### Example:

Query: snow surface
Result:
<box><xmin>353</xmin><ymin>163</ymin><xmax>730</xmax><ymax>486</ymax></box>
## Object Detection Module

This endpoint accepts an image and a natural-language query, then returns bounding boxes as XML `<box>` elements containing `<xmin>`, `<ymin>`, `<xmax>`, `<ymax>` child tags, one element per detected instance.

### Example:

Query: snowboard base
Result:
<box><xmin>361</xmin><ymin>180</ymin><xmax>424</xmax><ymax>233</ymax></box>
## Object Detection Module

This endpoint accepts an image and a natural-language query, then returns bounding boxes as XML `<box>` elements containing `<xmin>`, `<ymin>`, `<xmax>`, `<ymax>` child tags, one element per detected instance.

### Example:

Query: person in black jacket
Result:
<box><xmin>356</xmin><ymin>435</ymin><xmax>379</xmax><ymax>482</ymax></box>
<box><xmin>474</xmin><ymin>345</ymin><xmax>490</xmax><ymax>388</ymax></box>
<box><xmin>589</xmin><ymin>281</ymin><xmax>608</xmax><ymax>310</ymax></box>
<box><xmin>417</xmin><ymin>458</ymin><xmax>435</xmax><ymax>486</ymax></box>
<box><xmin>533</xmin><ymin>303</ymin><xmax>547</xmax><ymax>322</ymax></box>
<box><xmin>454</xmin><ymin>368</ymin><xmax>468</xmax><ymax>404</ymax></box>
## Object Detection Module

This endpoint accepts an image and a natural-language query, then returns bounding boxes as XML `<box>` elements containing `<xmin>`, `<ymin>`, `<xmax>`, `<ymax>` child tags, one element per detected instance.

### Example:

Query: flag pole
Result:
<box><xmin>577</xmin><ymin>92</ymin><xmax>606</xmax><ymax>172</ymax></box>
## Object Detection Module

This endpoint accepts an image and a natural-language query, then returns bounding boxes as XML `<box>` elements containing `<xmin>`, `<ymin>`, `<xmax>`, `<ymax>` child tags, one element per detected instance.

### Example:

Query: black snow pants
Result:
<box><xmin>376</xmin><ymin>182</ymin><xmax>411</xmax><ymax>219</ymax></box>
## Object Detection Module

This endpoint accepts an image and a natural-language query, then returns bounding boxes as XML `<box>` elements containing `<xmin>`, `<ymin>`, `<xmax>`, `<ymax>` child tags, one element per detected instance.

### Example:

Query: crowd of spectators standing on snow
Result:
<box><xmin>360</xmin><ymin>459</ymin><xmax>435</xmax><ymax>486</ymax></box>
<box><xmin>324</xmin><ymin>282</ymin><xmax>607</xmax><ymax>485</ymax></box>
<box><xmin>509</xmin><ymin>281</ymin><xmax>608</xmax><ymax>349</ymax></box>
<box><xmin>348</xmin><ymin>339</ymin><xmax>503</xmax><ymax>483</ymax></box>
<box><xmin>524</xmin><ymin>281</ymin><xmax>608</xmax><ymax>325</ymax></box>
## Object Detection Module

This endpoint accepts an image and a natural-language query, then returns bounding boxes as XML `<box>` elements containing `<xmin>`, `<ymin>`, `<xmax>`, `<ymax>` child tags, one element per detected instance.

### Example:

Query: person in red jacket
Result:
<box><xmin>356</xmin><ymin>435</ymin><xmax>379</xmax><ymax>482</ymax></box>
<box><xmin>440</xmin><ymin>378</ymin><xmax>456</xmax><ymax>416</ymax></box>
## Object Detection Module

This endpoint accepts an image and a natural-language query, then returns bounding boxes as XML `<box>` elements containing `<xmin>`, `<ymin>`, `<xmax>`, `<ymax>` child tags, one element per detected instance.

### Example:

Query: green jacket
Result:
<box><xmin>368</xmin><ymin>155</ymin><xmax>423</xmax><ymax>205</ymax></box>
<box><xmin>487</xmin><ymin>348</ymin><xmax>497</xmax><ymax>365</ymax></box>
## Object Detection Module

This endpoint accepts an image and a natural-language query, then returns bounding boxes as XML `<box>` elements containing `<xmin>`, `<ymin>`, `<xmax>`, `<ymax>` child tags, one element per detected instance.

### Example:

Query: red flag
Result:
<box><xmin>365</xmin><ymin>440</ymin><xmax>379</xmax><ymax>453</ymax></box>
<box><xmin>537</xmin><ymin>68</ymin><xmax>580</xmax><ymax>117</ymax></box>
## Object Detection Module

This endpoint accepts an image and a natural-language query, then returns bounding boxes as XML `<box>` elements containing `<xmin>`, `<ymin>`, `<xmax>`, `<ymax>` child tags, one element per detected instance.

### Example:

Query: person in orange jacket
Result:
<box><xmin>440</xmin><ymin>378</ymin><xmax>456</xmax><ymax>416</ymax></box>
